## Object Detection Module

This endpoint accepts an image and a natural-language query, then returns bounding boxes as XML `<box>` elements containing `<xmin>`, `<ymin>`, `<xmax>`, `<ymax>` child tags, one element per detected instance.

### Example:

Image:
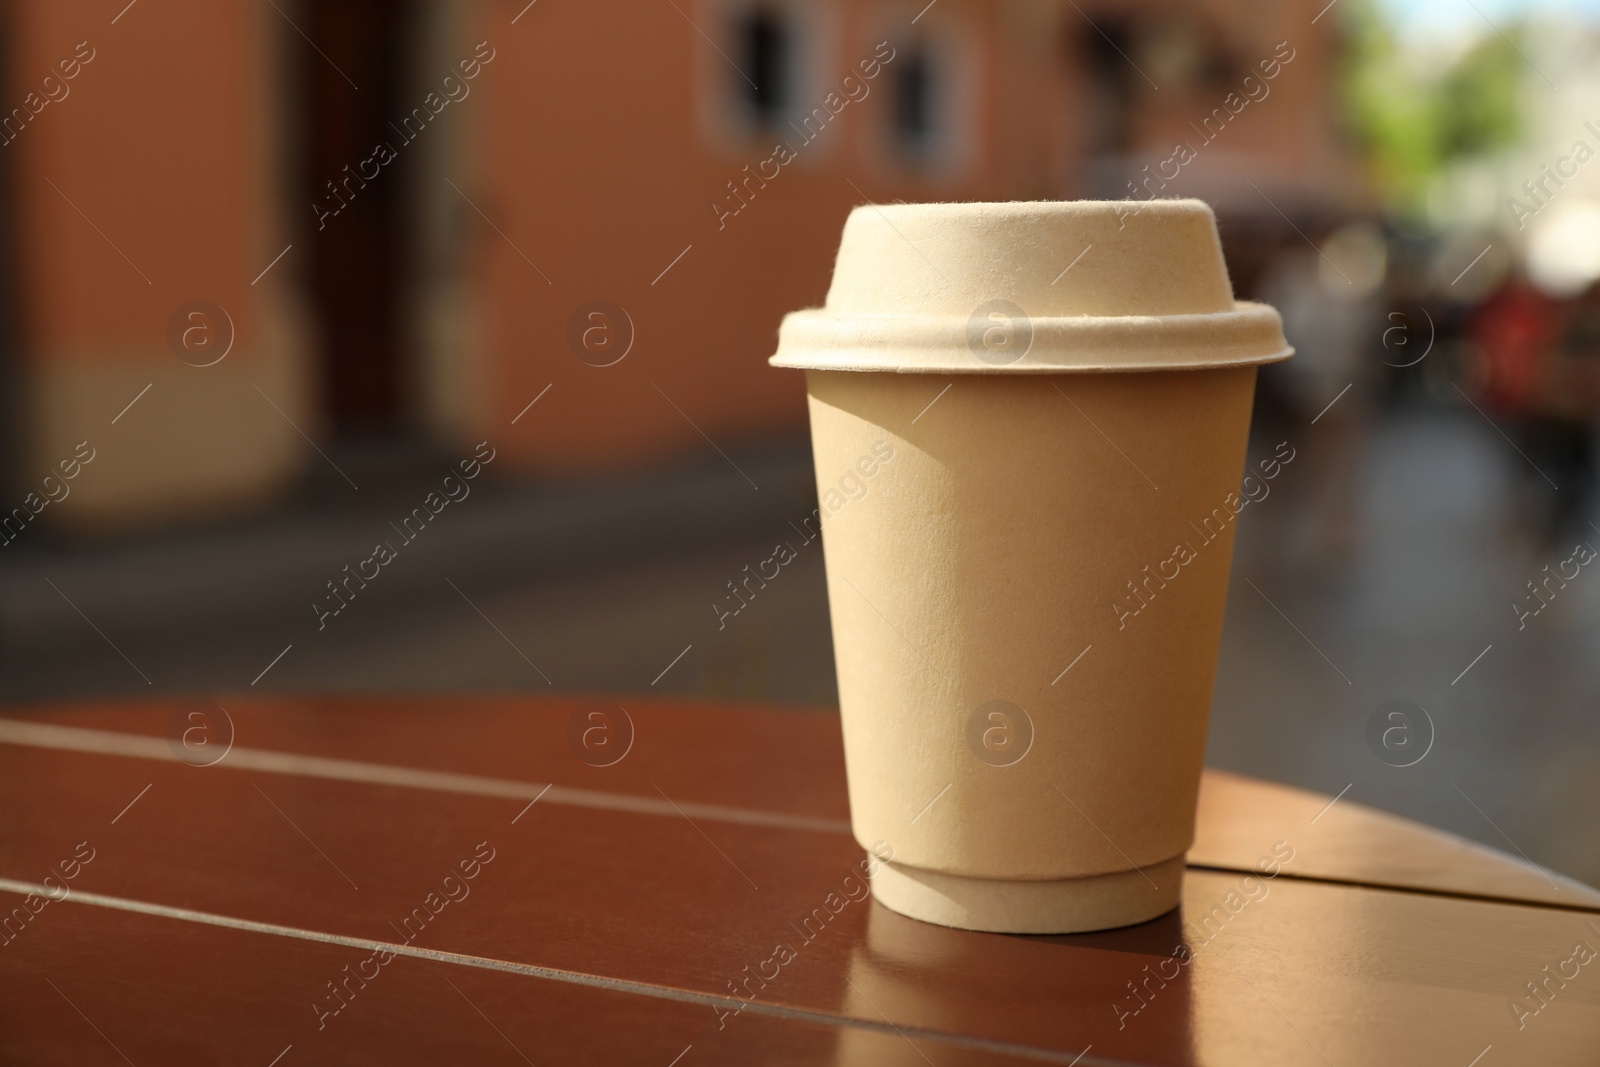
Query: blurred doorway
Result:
<box><xmin>295</xmin><ymin>0</ymin><xmax>420</xmax><ymax>437</ymax></box>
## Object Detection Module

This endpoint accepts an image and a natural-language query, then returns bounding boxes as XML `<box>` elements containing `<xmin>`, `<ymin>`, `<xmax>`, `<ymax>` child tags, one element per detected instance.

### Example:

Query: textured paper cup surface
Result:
<box><xmin>807</xmin><ymin>366</ymin><xmax>1254</xmax><ymax>877</ymax></box>
<box><xmin>771</xmin><ymin>200</ymin><xmax>1290</xmax><ymax>931</ymax></box>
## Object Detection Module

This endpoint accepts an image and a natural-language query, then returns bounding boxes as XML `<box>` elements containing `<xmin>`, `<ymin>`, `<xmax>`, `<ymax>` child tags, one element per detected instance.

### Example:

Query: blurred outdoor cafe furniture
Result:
<box><xmin>2</xmin><ymin>695</ymin><xmax>1598</xmax><ymax>1065</ymax></box>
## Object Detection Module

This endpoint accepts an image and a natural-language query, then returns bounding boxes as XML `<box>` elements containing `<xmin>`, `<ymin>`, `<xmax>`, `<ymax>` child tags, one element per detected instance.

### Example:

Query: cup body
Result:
<box><xmin>805</xmin><ymin>365</ymin><xmax>1257</xmax><ymax>930</ymax></box>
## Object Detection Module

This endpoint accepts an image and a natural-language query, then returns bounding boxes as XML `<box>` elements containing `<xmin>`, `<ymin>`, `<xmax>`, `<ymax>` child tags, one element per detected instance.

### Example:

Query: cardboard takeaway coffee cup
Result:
<box><xmin>770</xmin><ymin>200</ymin><xmax>1292</xmax><ymax>934</ymax></box>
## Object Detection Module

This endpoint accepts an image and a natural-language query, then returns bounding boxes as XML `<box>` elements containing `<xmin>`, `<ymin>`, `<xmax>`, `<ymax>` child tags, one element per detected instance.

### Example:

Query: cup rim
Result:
<box><xmin>771</xmin><ymin>299</ymin><xmax>1293</xmax><ymax>374</ymax></box>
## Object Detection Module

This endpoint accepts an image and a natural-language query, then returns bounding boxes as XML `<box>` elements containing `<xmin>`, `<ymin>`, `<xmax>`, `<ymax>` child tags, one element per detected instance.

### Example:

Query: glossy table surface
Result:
<box><xmin>1</xmin><ymin>696</ymin><xmax>1597</xmax><ymax>1066</ymax></box>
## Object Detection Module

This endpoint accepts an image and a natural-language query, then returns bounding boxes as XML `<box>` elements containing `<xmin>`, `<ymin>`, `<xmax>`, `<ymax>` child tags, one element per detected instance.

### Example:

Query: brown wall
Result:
<box><xmin>5</xmin><ymin>0</ymin><xmax>309</xmax><ymax>529</ymax></box>
<box><xmin>465</xmin><ymin>0</ymin><xmax>1006</xmax><ymax>473</ymax></box>
<box><xmin>3</xmin><ymin>0</ymin><xmax>1351</xmax><ymax>526</ymax></box>
<box><xmin>465</xmin><ymin>0</ymin><xmax>1351</xmax><ymax>475</ymax></box>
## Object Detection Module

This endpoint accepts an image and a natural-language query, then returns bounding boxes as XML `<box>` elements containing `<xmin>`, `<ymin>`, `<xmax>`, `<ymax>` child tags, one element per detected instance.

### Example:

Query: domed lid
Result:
<box><xmin>770</xmin><ymin>199</ymin><xmax>1293</xmax><ymax>374</ymax></box>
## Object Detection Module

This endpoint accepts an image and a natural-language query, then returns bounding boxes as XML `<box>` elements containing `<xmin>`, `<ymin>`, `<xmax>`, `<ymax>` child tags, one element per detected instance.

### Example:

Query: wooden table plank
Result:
<box><xmin>0</xmin><ymin>696</ymin><xmax>852</xmax><ymax>823</ymax></box>
<box><xmin>3</xmin><ymin>719</ymin><xmax>1599</xmax><ymax>1065</ymax></box>
<box><xmin>1194</xmin><ymin>769</ymin><xmax>1600</xmax><ymax>910</ymax></box>
<box><xmin>0</xmin><ymin>886</ymin><xmax>1041</xmax><ymax>1066</ymax></box>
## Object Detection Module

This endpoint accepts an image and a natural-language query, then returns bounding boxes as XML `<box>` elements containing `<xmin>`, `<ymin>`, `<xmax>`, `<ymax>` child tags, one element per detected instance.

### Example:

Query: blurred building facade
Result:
<box><xmin>0</xmin><ymin>0</ymin><xmax>1356</xmax><ymax>530</ymax></box>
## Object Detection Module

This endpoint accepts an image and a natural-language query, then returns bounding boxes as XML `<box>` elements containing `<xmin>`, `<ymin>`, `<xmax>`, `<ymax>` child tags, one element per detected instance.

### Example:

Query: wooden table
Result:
<box><xmin>1</xmin><ymin>696</ymin><xmax>1597</xmax><ymax>1065</ymax></box>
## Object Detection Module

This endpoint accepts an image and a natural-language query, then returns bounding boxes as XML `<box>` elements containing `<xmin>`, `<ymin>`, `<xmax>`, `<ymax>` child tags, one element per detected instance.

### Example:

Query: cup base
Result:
<box><xmin>870</xmin><ymin>855</ymin><xmax>1185</xmax><ymax>934</ymax></box>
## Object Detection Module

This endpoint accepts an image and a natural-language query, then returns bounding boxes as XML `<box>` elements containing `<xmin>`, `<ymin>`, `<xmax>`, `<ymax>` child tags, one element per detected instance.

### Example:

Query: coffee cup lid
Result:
<box><xmin>770</xmin><ymin>199</ymin><xmax>1293</xmax><ymax>374</ymax></box>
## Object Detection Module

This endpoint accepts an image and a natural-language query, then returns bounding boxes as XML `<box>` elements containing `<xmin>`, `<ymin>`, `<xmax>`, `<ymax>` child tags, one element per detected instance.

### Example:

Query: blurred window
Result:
<box><xmin>735</xmin><ymin>6</ymin><xmax>793</xmax><ymax>128</ymax></box>
<box><xmin>881</xmin><ymin>30</ymin><xmax>974</xmax><ymax>176</ymax></box>
<box><xmin>892</xmin><ymin>44</ymin><xmax>935</xmax><ymax>158</ymax></box>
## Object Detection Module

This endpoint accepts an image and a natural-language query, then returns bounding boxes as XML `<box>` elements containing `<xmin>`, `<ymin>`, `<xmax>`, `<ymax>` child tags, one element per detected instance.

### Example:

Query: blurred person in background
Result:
<box><xmin>1545</xmin><ymin>279</ymin><xmax>1600</xmax><ymax>541</ymax></box>
<box><xmin>1469</xmin><ymin>273</ymin><xmax>1597</xmax><ymax>549</ymax></box>
<box><xmin>1256</xmin><ymin>219</ymin><xmax>1387</xmax><ymax>573</ymax></box>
